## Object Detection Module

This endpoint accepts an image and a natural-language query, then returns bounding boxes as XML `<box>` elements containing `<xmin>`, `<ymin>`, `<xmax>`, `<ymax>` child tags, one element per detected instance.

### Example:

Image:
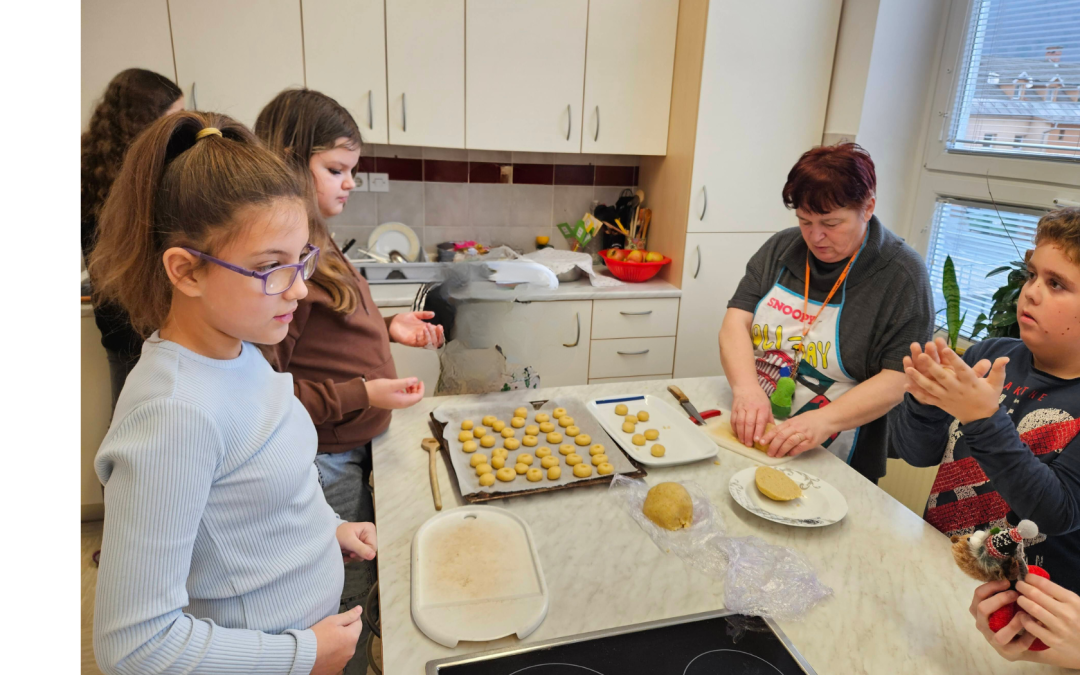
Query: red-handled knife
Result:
<box><xmin>668</xmin><ymin>385</ymin><xmax>707</xmax><ymax>426</ymax></box>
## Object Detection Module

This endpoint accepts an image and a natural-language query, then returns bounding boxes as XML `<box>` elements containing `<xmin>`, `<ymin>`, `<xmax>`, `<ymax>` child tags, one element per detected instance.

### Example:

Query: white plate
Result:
<box><xmin>369</xmin><ymin>221</ymin><xmax>421</xmax><ymax>261</ymax></box>
<box><xmin>728</xmin><ymin>466</ymin><xmax>847</xmax><ymax>527</ymax></box>
<box><xmin>586</xmin><ymin>394</ymin><xmax>718</xmax><ymax>467</ymax></box>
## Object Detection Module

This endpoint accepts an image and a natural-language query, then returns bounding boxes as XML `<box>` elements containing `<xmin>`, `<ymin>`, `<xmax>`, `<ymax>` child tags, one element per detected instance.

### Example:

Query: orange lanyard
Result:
<box><xmin>796</xmin><ymin>231</ymin><xmax>867</xmax><ymax>353</ymax></box>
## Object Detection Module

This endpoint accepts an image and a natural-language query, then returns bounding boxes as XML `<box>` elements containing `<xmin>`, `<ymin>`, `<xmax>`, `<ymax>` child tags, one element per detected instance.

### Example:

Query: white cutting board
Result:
<box><xmin>703</xmin><ymin>409</ymin><xmax>799</xmax><ymax>466</ymax></box>
<box><xmin>411</xmin><ymin>506</ymin><xmax>549</xmax><ymax>647</ymax></box>
<box><xmin>586</xmin><ymin>394</ymin><xmax>718</xmax><ymax>467</ymax></box>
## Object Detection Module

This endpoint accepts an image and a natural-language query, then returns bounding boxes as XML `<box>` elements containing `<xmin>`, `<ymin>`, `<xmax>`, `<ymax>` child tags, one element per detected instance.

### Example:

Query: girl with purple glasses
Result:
<box><xmin>88</xmin><ymin>111</ymin><xmax>374</xmax><ymax>675</ymax></box>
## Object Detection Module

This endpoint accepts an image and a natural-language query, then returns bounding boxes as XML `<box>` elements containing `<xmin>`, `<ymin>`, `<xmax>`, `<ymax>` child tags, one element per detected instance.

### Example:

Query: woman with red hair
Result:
<box><xmin>718</xmin><ymin>143</ymin><xmax>934</xmax><ymax>481</ymax></box>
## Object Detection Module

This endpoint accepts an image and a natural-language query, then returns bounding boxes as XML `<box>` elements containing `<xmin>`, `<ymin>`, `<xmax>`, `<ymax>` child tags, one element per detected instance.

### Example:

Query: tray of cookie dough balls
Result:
<box><xmin>432</xmin><ymin>397</ymin><xmax>645</xmax><ymax>502</ymax></box>
<box><xmin>586</xmin><ymin>394</ymin><xmax>719</xmax><ymax>467</ymax></box>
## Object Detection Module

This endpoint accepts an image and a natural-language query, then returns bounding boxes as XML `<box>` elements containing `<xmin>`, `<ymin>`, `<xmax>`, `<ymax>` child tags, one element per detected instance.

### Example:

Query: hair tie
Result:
<box><xmin>196</xmin><ymin>127</ymin><xmax>222</xmax><ymax>140</ymax></box>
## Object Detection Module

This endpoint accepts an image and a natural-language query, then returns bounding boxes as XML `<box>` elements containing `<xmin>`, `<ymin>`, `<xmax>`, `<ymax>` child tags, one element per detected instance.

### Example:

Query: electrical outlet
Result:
<box><xmin>369</xmin><ymin>172</ymin><xmax>390</xmax><ymax>192</ymax></box>
<box><xmin>351</xmin><ymin>172</ymin><xmax>369</xmax><ymax>192</ymax></box>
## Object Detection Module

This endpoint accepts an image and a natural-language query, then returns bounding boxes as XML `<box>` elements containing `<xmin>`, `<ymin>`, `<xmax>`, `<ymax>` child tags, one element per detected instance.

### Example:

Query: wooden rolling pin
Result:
<box><xmin>421</xmin><ymin>438</ymin><xmax>442</xmax><ymax>511</ymax></box>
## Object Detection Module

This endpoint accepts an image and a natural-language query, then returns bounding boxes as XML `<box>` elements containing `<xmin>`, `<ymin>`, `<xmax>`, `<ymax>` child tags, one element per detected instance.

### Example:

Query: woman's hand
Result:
<box><xmin>336</xmin><ymin>521</ymin><xmax>378</xmax><ymax>562</ymax></box>
<box><xmin>366</xmin><ymin>377</ymin><xmax>424</xmax><ymax>409</ymax></box>
<box><xmin>389</xmin><ymin>311</ymin><xmax>444</xmax><ymax>348</ymax></box>
<box><xmin>730</xmin><ymin>385</ymin><xmax>774</xmax><ymax>447</ymax></box>
<box><xmin>759</xmin><ymin>408</ymin><xmax>835</xmax><ymax>458</ymax></box>
<box><xmin>310</xmin><ymin>605</ymin><xmax>364</xmax><ymax>675</ymax></box>
<box><xmin>969</xmin><ymin>580</ymin><xmax>1037</xmax><ymax>661</ymax></box>
<box><xmin>1015</xmin><ymin>574</ymin><xmax>1080</xmax><ymax>668</ymax></box>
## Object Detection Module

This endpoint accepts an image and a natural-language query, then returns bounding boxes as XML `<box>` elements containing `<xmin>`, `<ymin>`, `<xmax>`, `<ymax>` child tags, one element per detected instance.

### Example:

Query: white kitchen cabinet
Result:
<box><xmin>591</xmin><ymin>298</ymin><xmax>680</xmax><ymax>340</ymax></box>
<box><xmin>465</xmin><ymin>0</ymin><xmax>588</xmax><ymax>152</ymax></box>
<box><xmin>378</xmin><ymin>307</ymin><xmax>442</xmax><ymax>398</ymax></box>
<box><xmin>687</xmin><ymin>0</ymin><xmax>841</xmax><ymax>233</ymax></box>
<box><xmin>169</xmin><ymin>0</ymin><xmax>305</xmax><ymax>127</ymax></box>
<box><xmin>590</xmin><ymin>337</ymin><xmax>676</xmax><ymax>380</ymax></box>
<box><xmin>673</xmin><ymin>232</ymin><xmax>775</xmax><ymax>378</ymax></box>
<box><xmin>386</xmin><ymin>0</ymin><xmax>465</xmax><ymax>148</ymax></box>
<box><xmin>81</xmin><ymin>0</ymin><xmax>176</xmax><ymax>129</ymax></box>
<box><xmin>580</xmin><ymin>0</ymin><xmax>678</xmax><ymax>155</ymax></box>
<box><xmin>303</xmin><ymin>0</ymin><xmax>388</xmax><ymax>144</ymax></box>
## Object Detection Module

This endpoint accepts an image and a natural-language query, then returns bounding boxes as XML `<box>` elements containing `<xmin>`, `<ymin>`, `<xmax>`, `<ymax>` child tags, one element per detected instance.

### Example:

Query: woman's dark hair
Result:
<box><xmin>81</xmin><ymin>69</ymin><xmax>183</xmax><ymax>223</ymax></box>
<box><xmin>782</xmin><ymin>142</ymin><xmax>877</xmax><ymax>215</ymax></box>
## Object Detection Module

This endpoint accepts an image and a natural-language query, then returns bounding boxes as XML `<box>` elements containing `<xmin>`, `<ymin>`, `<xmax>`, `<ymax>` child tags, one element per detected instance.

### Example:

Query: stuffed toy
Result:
<box><xmin>770</xmin><ymin>366</ymin><xmax>795</xmax><ymax>419</ymax></box>
<box><xmin>950</xmin><ymin>519</ymin><xmax>1049</xmax><ymax>651</ymax></box>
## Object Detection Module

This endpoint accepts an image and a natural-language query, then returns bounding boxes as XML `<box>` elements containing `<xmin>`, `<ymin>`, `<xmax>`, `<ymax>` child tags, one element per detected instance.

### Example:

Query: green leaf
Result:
<box><xmin>986</xmin><ymin>265</ymin><xmax>1012</xmax><ymax>277</ymax></box>
<box><xmin>992</xmin><ymin>311</ymin><xmax>1017</xmax><ymax>327</ymax></box>
<box><xmin>943</xmin><ymin>256</ymin><xmax>961</xmax><ymax>350</ymax></box>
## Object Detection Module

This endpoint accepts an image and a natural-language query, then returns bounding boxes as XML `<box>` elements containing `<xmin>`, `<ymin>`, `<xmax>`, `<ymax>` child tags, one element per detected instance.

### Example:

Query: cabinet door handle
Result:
<box><xmin>619</xmin><ymin>310</ymin><xmax>652</xmax><ymax>316</ymax></box>
<box><xmin>693</xmin><ymin>245</ymin><xmax>702</xmax><ymax>279</ymax></box>
<box><xmin>594</xmin><ymin>105</ymin><xmax>600</xmax><ymax>142</ymax></box>
<box><xmin>368</xmin><ymin>90</ymin><xmax>374</xmax><ymax>129</ymax></box>
<box><xmin>402</xmin><ymin>92</ymin><xmax>407</xmax><ymax>133</ymax></box>
<box><xmin>566</xmin><ymin>104</ymin><xmax>572</xmax><ymax>141</ymax></box>
<box><xmin>562</xmin><ymin>312</ymin><xmax>580</xmax><ymax>347</ymax></box>
<box><xmin>191</xmin><ymin>82</ymin><xmax>198</xmax><ymax>111</ymax></box>
<box><xmin>617</xmin><ymin>349</ymin><xmax>650</xmax><ymax>356</ymax></box>
<box><xmin>699</xmin><ymin>185</ymin><xmax>708</xmax><ymax>220</ymax></box>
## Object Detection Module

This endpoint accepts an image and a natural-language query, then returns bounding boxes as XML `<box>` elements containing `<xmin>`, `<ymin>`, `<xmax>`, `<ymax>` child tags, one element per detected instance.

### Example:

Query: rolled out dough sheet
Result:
<box><xmin>703</xmin><ymin>412</ymin><xmax>796</xmax><ymax>466</ymax></box>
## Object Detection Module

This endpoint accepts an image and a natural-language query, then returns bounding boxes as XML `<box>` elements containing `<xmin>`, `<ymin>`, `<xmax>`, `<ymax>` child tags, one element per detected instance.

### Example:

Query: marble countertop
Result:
<box><xmin>371</xmin><ymin>376</ymin><xmax>1066</xmax><ymax>674</ymax></box>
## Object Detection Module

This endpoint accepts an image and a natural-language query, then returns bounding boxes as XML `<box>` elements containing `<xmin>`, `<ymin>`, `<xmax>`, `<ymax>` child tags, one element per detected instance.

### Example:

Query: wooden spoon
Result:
<box><xmin>421</xmin><ymin>438</ymin><xmax>442</xmax><ymax>511</ymax></box>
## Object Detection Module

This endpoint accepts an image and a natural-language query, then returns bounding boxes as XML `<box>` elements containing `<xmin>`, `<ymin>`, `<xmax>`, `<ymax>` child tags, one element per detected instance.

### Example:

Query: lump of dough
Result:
<box><xmin>535</xmin><ymin>446</ymin><xmax>551</xmax><ymax>458</ymax></box>
<box><xmin>496</xmin><ymin>467</ymin><xmax>516</xmax><ymax>482</ymax></box>
<box><xmin>575</xmin><ymin>434</ymin><xmax>592</xmax><ymax>446</ymax></box>
<box><xmin>514</xmin><ymin>462</ymin><xmax>529</xmax><ymax>475</ymax></box>
<box><xmin>553</xmin><ymin>407</ymin><xmax>567</xmax><ymax>418</ymax></box>
<box><xmin>597</xmin><ymin>463</ymin><xmax>614</xmax><ymax>475</ymax></box>
<box><xmin>482</xmin><ymin>415</ymin><xmax>497</xmax><ymax>427</ymax></box>
<box><xmin>479</xmin><ymin>472</ymin><xmax>496</xmax><ymax>487</ymax></box>
<box><xmin>503</xmin><ymin>437</ymin><xmax>521</xmax><ymax>450</ymax></box>
<box><xmin>539</xmin><ymin>422</ymin><xmax>555</xmax><ymax>433</ymax></box>
<box><xmin>526</xmin><ymin>467</ymin><xmax>543</xmax><ymax>482</ymax></box>
<box><xmin>755</xmin><ymin>466</ymin><xmax>803</xmax><ymax>501</ymax></box>
<box><xmin>491</xmin><ymin>456</ymin><xmax>506</xmax><ymax>470</ymax></box>
<box><xmin>458</xmin><ymin>431</ymin><xmax>473</xmax><ymax>443</ymax></box>
<box><xmin>470</xmin><ymin>453</ymin><xmax>488</xmax><ymax>468</ymax></box>
<box><xmin>501</xmin><ymin>428</ymin><xmax>516</xmax><ymax>439</ymax></box>
<box><xmin>565</xmin><ymin>453</ymin><xmax>583</xmax><ymax>466</ymax></box>
<box><xmin>463</xmin><ymin>440</ymin><xmax>478</xmax><ymax>453</ymax></box>
<box><xmin>632</xmin><ymin>434</ymin><xmax>646</xmax><ymax>446</ymax></box>
<box><xmin>559</xmin><ymin>444</ymin><xmax>575</xmax><ymax>455</ymax></box>
<box><xmin>614</xmin><ymin>404</ymin><xmax>628</xmax><ymax>416</ymax></box>
<box><xmin>492</xmin><ymin>447</ymin><xmax>509</xmax><ymax>458</ymax></box>
<box><xmin>516</xmin><ymin>453</ymin><xmax>534</xmax><ymax>466</ymax></box>
<box><xmin>644</xmin><ymin>429</ymin><xmax>659</xmax><ymax>441</ymax></box>
<box><xmin>480</xmin><ymin>436</ymin><xmax>496</xmax><ymax>448</ymax></box>
<box><xmin>643</xmin><ymin>482</ymin><xmax>693</xmax><ymax>530</ymax></box>
<box><xmin>622</xmin><ymin>422</ymin><xmax>636</xmax><ymax>433</ymax></box>
<box><xmin>591</xmin><ymin>454</ymin><xmax>609</xmax><ymax>466</ymax></box>
<box><xmin>535</xmin><ymin>413</ymin><xmax>550</xmax><ymax>423</ymax></box>
<box><xmin>461</xmin><ymin>420</ymin><xmax>474</xmax><ymax>431</ymax></box>
<box><xmin>525</xmin><ymin>425</ymin><xmax>540</xmax><ymax>436</ymax></box>
<box><xmin>573</xmin><ymin>463</ymin><xmax>593</xmax><ymax>478</ymax></box>
<box><xmin>624</xmin><ymin>415</ymin><xmax>638</xmax><ymax>425</ymax></box>
<box><xmin>636</xmin><ymin>411</ymin><xmax>650</xmax><ymax>422</ymax></box>
<box><xmin>522</xmin><ymin>435</ymin><xmax>538</xmax><ymax>447</ymax></box>
<box><xmin>589</xmin><ymin>444</ymin><xmax>606</xmax><ymax>456</ymax></box>
<box><xmin>547</xmin><ymin>466</ymin><xmax>562</xmax><ymax>480</ymax></box>
<box><xmin>565</xmin><ymin>426</ymin><xmax>580</xmax><ymax>437</ymax></box>
<box><xmin>651</xmin><ymin>444</ymin><xmax>666</xmax><ymax>457</ymax></box>
<box><xmin>514</xmin><ymin>406</ymin><xmax>529</xmax><ymax>419</ymax></box>
<box><xmin>547</xmin><ymin>432</ymin><xmax>564</xmax><ymax>444</ymax></box>
<box><xmin>511</xmin><ymin>417</ymin><xmax>526</xmax><ymax>428</ymax></box>
<box><xmin>473</xmin><ymin>427</ymin><xmax>487</xmax><ymax>439</ymax></box>
<box><xmin>475</xmin><ymin>463</ymin><xmax>492</xmax><ymax>477</ymax></box>
<box><xmin>492</xmin><ymin>420</ymin><xmax>506</xmax><ymax>432</ymax></box>
<box><xmin>541</xmin><ymin>455</ymin><xmax>559</xmax><ymax>469</ymax></box>
<box><xmin>558</xmin><ymin>416</ymin><xmax>574</xmax><ymax>428</ymax></box>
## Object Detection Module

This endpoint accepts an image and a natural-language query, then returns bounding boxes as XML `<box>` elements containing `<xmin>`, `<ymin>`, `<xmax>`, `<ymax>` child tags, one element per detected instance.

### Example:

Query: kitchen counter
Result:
<box><xmin>371</xmin><ymin>376</ymin><xmax>1068</xmax><ymax>675</ymax></box>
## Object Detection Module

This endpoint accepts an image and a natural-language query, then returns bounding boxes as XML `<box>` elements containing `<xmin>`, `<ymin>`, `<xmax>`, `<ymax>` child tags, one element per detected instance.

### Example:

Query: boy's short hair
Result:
<box><xmin>1034</xmin><ymin>207</ymin><xmax>1080</xmax><ymax>264</ymax></box>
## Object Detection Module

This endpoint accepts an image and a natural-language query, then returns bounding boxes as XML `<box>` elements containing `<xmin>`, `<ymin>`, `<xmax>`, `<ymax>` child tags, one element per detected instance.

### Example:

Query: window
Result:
<box><xmin>946</xmin><ymin>0</ymin><xmax>1080</xmax><ymax>161</ymax></box>
<box><xmin>925</xmin><ymin>199</ymin><xmax>1046</xmax><ymax>335</ymax></box>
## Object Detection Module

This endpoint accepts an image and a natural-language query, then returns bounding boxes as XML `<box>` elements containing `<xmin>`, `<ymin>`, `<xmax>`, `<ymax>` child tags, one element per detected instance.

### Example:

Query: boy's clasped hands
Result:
<box><xmin>903</xmin><ymin>337</ymin><xmax>1009</xmax><ymax>425</ymax></box>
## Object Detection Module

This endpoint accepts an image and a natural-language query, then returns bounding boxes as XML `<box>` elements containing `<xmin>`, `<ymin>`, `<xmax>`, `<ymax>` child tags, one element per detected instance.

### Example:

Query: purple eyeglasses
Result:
<box><xmin>182</xmin><ymin>244</ymin><xmax>320</xmax><ymax>295</ymax></box>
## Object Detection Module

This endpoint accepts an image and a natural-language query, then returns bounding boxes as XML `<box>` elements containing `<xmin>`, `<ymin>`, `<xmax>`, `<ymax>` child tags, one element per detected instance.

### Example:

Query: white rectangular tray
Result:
<box><xmin>586</xmin><ymin>394</ymin><xmax>718</xmax><ymax>467</ymax></box>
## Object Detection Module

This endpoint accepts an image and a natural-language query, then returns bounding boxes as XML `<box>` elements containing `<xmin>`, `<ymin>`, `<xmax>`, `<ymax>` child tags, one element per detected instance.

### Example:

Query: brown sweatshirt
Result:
<box><xmin>264</xmin><ymin>263</ymin><xmax>398</xmax><ymax>454</ymax></box>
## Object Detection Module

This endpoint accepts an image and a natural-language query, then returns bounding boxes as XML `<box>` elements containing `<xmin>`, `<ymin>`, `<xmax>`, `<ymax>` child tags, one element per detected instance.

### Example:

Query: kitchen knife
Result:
<box><xmin>668</xmin><ymin>385</ymin><xmax>706</xmax><ymax>426</ymax></box>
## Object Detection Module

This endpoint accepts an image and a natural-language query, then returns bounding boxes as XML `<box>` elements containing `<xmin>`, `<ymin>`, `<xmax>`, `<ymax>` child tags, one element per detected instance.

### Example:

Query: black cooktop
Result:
<box><xmin>426</xmin><ymin>611</ymin><xmax>815</xmax><ymax>675</ymax></box>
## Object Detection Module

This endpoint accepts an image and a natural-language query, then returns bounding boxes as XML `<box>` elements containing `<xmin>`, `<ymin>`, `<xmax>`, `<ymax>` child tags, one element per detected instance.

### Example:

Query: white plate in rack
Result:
<box><xmin>586</xmin><ymin>394</ymin><xmax>718</xmax><ymax>467</ymax></box>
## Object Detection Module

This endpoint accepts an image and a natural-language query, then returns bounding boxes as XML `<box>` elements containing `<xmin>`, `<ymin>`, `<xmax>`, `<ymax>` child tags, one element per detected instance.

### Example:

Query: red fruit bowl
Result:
<box><xmin>599</xmin><ymin>249</ymin><xmax>671</xmax><ymax>282</ymax></box>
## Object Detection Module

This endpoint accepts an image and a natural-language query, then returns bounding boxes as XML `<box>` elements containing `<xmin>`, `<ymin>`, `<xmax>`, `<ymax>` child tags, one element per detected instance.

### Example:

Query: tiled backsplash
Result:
<box><xmin>328</xmin><ymin>145</ymin><xmax>639</xmax><ymax>255</ymax></box>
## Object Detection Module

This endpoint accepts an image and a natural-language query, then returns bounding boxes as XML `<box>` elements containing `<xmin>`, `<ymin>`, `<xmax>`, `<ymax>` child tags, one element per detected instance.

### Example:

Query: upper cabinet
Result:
<box><xmin>170</xmin><ymin>0</ymin><xmax>305</xmax><ymax>128</ymax></box>
<box><xmin>580</xmin><ymin>0</ymin><xmax>679</xmax><ymax>155</ymax></box>
<box><xmin>303</xmin><ymin>0</ymin><xmax>388</xmax><ymax>144</ymax></box>
<box><xmin>82</xmin><ymin>0</ymin><xmax>176</xmax><ymax>129</ymax></box>
<box><xmin>466</xmin><ymin>0</ymin><xmax>588</xmax><ymax>153</ymax></box>
<box><xmin>386</xmin><ymin>0</ymin><xmax>466</xmax><ymax>148</ymax></box>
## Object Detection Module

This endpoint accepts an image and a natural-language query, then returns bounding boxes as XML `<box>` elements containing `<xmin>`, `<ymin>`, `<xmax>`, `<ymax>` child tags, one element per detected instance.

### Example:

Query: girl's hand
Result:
<box><xmin>759</xmin><ymin>408</ymin><xmax>834</xmax><ymax>458</ymax></box>
<box><xmin>970</xmin><ymin>580</ymin><xmax>1037</xmax><ymax>660</ymax></box>
<box><xmin>1015</xmin><ymin>574</ymin><xmax>1080</xmax><ymax>668</ymax></box>
<box><xmin>336</xmin><ymin>521</ymin><xmax>378</xmax><ymax>562</ymax></box>
<box><xmin>730</xmin><ymin>385</ymin><xmax>774</xmax><ymax>448</ymax></box>
<box><xmin>310</xmin><ymin>605</ymin><xmax>364</xmax><ymax>675</ymax></box>
<box><xmin>903</xmin><ymin>340</ymin><xmax>1006</xmax><ymax>423</ymax></box>
<box><xmin>389</xmin><ymin>311</ymin><xmax>445</xmax><ymax>348</ymax></box>
<box><xmin>366</xmin><ymin>377</ymin><xmax>424</xmax><ymax>409</ymax></box>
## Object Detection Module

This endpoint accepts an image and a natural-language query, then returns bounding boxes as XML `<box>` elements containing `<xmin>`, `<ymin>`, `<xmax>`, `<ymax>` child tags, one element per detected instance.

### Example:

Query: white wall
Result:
<box><xmin>822</xmin><ymin>0</ymin><xmax>880</xmax><ymax>142</ymax></box>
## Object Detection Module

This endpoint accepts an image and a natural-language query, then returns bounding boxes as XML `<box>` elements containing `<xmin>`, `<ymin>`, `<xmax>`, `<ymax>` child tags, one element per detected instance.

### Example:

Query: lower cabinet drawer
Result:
<box><xmin>589</xmin><ymin>337</ymin><xmax>676</xmax><ymax>379</ymax></box>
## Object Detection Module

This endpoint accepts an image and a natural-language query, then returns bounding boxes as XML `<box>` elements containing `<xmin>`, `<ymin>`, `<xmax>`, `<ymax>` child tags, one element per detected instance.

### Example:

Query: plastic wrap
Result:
<box><xmin>609</xmin><ymin>475</ymin><xmax>832</xmax><ymax>621</ymax></box>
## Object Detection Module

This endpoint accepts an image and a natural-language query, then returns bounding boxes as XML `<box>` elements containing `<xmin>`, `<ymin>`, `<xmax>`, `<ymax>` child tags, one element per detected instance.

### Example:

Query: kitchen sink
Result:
<box><xmin>348</xmin><ymin>261</ymin><xmax>448</xmax><ymax>284</ymax></box>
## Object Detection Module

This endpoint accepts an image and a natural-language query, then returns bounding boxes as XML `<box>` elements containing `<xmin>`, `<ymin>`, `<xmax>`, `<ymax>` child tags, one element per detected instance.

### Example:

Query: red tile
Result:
<box><xmin>357</xmin><ymin>156</ymin><xmax>376</xmax><ymax>173</ymax></box>
<box><xmin>513</xmin><ymin>163</ymin><xmax>554</xmax><ymax>185</ymax></box>
<box><xmin>423</xmin><ymin>159</ymin><xmax>469</xmax><ymax>183</ymax></box>
<box><xmin>595</xmin><ymin>165</ymin><xmax>636</xmax><ymax>186</ymax></box>
<box><xmin>375</xmin><ymin>157</ymin><xmax>423</xmax><ymax>181</ymax></box>
<box><xmin>469</xmin><ymin>162</ymin><xmax>504</xmax><ymax>184</ymax></box>
<box><xmin>633</xmin><ymin>166</ymin><xmax>639</xmax><ymax>186</ymax></box>
<box><xmin>554</xmin><ymin>164</ymin><xmax>594</xmax><ymax>186</ymax></box>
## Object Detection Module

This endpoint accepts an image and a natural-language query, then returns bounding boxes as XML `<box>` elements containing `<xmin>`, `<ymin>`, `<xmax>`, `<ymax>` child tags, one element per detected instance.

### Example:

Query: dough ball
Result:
<box><xmin>565</xmin><ymin>453</ymin><xmax>583</xmax><ymax>466</ymax></box>
<box><xmin>565</xmin><ymin>425</ymin><xmax>580</xmax><ymax>437</ymax></box>
<box><xmin>644</xmin><ymin>429</ymin><xmax>659</xmax><ymax>441</ymax></box>
<box><xmin>492</xmin><ymin>447</ymin><xmax>509</xmax><ymax>458</ymax></box>
<box><xmin>539</xmin><ymin>422</ymin><xmax>555</xmax><ymax>434</ymax></box>
<box><xmin>651</xmin><ymin>444</ymin><xmax>666</xmax><ymax>457</ymax></box>
<box><xmin>522</xmin><ymin>435</ymin><xmax>538</xmax><ymax>447</ymax></box>
<box><xmin>591</xmin><ymin>454</ymin><xmax>609</xmax><ymax>466</ymax></box>
<box><xmin>752</xmin><ymin>423</ymin><xmax>777</xmax><ymax>453</ymax></box>
<box><xmin>525</xmin><ymin>425</ymin><xmax>541</xmax><ymax>436</ymax></box>
<box><xmin>473</xmin><ymin>427</ymin><xmax>487</xmax><ymax>439</ymax></box>
<box><xmin>501</xmin><ymin>428</ymin><xmax>516</xmax><ymax>439</ymax></box>
<box><xmin>589</xmin><ymin>443</ymin><xmax>606</xmax><ymax>456</ymax></box>
<box><xmin>636</xmin><ymin>411</ymin><xmax>650</xmax><ymax>422</ymax></box>
<box><xmin>511</xmin><ymin>417</ymin><xmax>526</xmax><ymax>428</ymax></box>
<box><xmin>559</xmin><ymin>444</ymin><xmax>575</xmax><ymax>456</ymax></box>
<box><xmin>470</xmin><ymin>453</ymin><xmax>488</xmax><ymax>468</ymax></box>
<box><xmin>503</xmin><ymin>437</ymin><xmax>521</xmax><ymax>450</ymax></box>
<box><xmin>480</xmin><ymin>436</ymin><xmax>496</xmax><ymax>448</ymax></box>
<box><xmin>547</xmin><ymin>432</ymin><xmax>563</xmax><ymax>444</ymax></box>
<box><xmin>597</xmin><ymin>463</ymin><xmax>614</xmax><ymax>475</ymax></box>
<box><xmin>535</xmin><ymin>446</ymin><xmax>552</xmax><ymax>458</ymax></box>
<box><xmin>496</xmin><ymin>467</ymin><xmax>516</xmax><ymax>482</ymax></box>
<box><xmin>526</xmin><ymin>468</ymin><xmax>543</xmax><ymax>482</ymax></box>
<box><xmin>461</xmin><ymin>420</ymin><xmax>474</xmax><ymax>431</ymax></box>
<box><xmin>553</xmin><ymin>407</ymin><xmax>567</xmax><ymax>418</ymax></box>
<box><xmin>559</xmin><ymin>416</ymin><xmax>574</xmax><ymax>428</ymax></box>
<box><xmin>755</xmin><ymin>466</ymin><xmax>803</xmax><ymax>501</ymax></box>
<box><xmin>632</xmin><ymin>434</ymin><xmax>646</xmax><ymax>446</ymax></box>
<box><xmin>458</xmin><ymin>431</ymin><xmax>473</xmax><ymax>443</ymax></box>
<box><xmin>547</xmin><ymin>466</ymin><xmax>562</xmax><ymax>480</ymax></box>
<box><xmin>573</xmin><ymin>463</ymin><xmax>593</xmax><ymax>478</ymax></box>
<box><xmin>482</xmin><ymin>415</ymin><xmax>497</xmax><ymax>427</ymax></box>
<box><xmin>625</xmin><ymin>415</ymin><xmax>638</xmax><ymax>425</ymax></box>
<box><xmin>514</xmin><ymin>407</ymin><xmax>529</xmax><ymax>419</ymax></box>
<box><xmin>516</xmin><ymin>453</ymin><xmax>534</xmax><ymax>466</ymax></box>
<box><xmin>463</xmin><ymin>440</ymin><xmax>478</xmax><ymax>453</ymax></box>
<box><xmin>622</xmin><ymin>422</ymin><xmax>636</xmax><ymax>433</ymax></box>
<box><xmin>492</xmin><ymin>420</ymin><xmax>506</xmax><ymax>432</ymax></box>
<box><xmin>575</xmin><ymin>434</ymin><xmax>592</xmax><ymax>446</ymax></box>
<box><xmin>535</xmin><ymin>413</ymin><xmax>550</xmax><ymax>423</ymax></box>
<box><xmin>514</xmin><ymin>462</ymin><xmax>529</xmax><ymax>475</ymax></box>
<box><xmin>479</xmin><ymin>472</ymin><xmax>496</xmax><ymax>487</ymax></box>
<box><xmin>540</xmin><ymin>455</ymin><xmax>559</xmax><ymax>469</ymax></box>
<box><xmin>491</xmin><ymin>456</ymin><xmax>506</xmax><ymax>470</ymax></box>
<box><xmin>475</xmin><ymin>463</ymin><xmax>492</xmax><ymax>477</ymax></box>
<box><xmin>615</xmin><ymin>404</ymin><xmax>629</xmax><ymax>416</ymax></box>
<box><xmin>643</xmin><ymin>482</ymin><xmax>693</xmax><ymax>530</ymax></box>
